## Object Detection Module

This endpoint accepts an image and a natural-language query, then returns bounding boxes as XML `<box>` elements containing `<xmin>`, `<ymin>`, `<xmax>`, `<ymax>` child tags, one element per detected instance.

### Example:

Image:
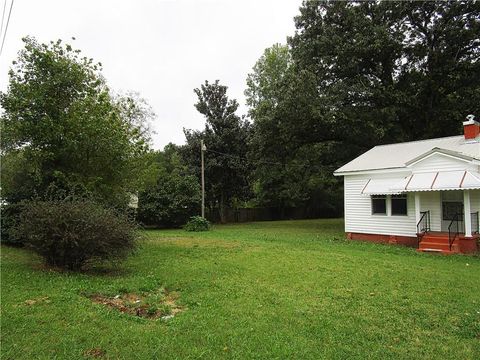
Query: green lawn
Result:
<box><xmin>1</xmin><ymin>219</ymin><xmax>479</xmax><ymax>359</ymax></box>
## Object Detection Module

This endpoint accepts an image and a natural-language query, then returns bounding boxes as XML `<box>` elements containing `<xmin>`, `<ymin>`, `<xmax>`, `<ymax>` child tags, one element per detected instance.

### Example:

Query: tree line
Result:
<box><xmin>140</xmin><ymin>0</ymin><xmax>480</xmax><ymax>225</ymax></box>
<box><xmin>2</xmin><ymin>1</ymin><xmax>480</xmax><ymax>230</ymax></box>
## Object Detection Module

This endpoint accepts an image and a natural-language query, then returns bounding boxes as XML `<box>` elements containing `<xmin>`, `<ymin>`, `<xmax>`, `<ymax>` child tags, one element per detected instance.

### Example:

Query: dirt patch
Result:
<box><xmin>23</xmin><ymin>296</ymin><xmax>50</xmax><ymax>306</ymax></box>
<box><xmin>83</xmin><ymin>348</ymin><xmax>106</xmax><ymax>358</ymax></box>
<box><xmin>88</xmin><ymin>288</ymin><xmax>183</xmax><ymax>320</ymax></box>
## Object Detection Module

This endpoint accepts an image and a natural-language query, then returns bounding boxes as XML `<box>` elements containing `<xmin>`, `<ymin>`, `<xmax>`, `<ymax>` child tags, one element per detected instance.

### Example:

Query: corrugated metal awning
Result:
<box><xmin>361</xmin><ymin>178</ymin><xmax>406</xmax><ymax>195</ymax></box>
<box><xmin>390</xmin><ymin>170</ymin><xmax>480</xmax><ymax>192</ymax></box>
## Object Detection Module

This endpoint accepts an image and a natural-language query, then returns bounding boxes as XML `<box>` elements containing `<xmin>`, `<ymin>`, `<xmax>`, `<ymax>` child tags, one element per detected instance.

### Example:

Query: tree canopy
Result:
<box><xmin>244</xmin><ymin>0</ymin><xmax>480</xmax><ymax>215</ymax></box>
<box><xmin>1</xmin><ymin>37</ymin><xmax>154</xmax><ymax>207</ymax></box>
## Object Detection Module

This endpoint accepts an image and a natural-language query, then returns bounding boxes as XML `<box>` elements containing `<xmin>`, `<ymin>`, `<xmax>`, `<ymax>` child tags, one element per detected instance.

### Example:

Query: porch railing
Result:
<box><xmin>417</xmin><ymin>210</ymin><xmax>430</xmax><ymax>234</ymax></box>
<box><xmin>448</xmin><ymin>213</ymin><xmax>462</xmax><ymax>251</ymax></box>
<box><xmin>472</xmin><ymin>211</ymin><xmax>479</xmax><ymax>234</ymax></box>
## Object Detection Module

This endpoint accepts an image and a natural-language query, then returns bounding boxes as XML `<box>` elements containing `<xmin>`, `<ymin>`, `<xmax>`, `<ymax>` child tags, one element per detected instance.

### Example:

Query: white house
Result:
<box><xmin>334</xmin><ymin>116</ymin><xmax>480</xmax><ymax>254</ymax></box>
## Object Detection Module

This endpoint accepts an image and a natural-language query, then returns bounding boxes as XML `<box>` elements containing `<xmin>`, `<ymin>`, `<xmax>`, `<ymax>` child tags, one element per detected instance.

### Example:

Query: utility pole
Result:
<box><xmin>201</xmin><ymin>140</ymin><xmax>206</xmax><ymax>218</ymax></box>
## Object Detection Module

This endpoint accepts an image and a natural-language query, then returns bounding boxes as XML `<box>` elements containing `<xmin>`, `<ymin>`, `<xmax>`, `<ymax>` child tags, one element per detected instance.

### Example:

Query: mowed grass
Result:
<box><xmin>1</xmin><ymin>219</ymin><xmax>479</xmax><ymax>359</ymax></box>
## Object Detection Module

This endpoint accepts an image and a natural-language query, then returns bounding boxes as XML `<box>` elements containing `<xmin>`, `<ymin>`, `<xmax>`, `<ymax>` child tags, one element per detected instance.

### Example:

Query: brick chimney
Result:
<box><xmin>463</xmin><ymin>115</ymin><xmax>479</xmax><ymax>140</ymax></box>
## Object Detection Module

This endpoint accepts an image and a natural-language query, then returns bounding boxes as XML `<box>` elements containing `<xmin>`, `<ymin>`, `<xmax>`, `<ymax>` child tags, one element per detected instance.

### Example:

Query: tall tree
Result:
<box><xmin>289</xmin><ymin>0</ymin><xmax>480</xmax><ymax>142</ymax></box>
<box><xmin>0</xmin><ymin>37</ymin><xmax>154</xmax><ymax>207</ymax></box>
<box><xmin>182</xmin><ymin>80</ymin><xmax>251</xmax><ymax>223</ymax></box>
<box><xmin>395</xmin><ymin>0</ymin><xmax>480</xmax><ymax>138</ymax></box>
<box><xmin>246</xmin><ymin>46</ymin><xmax>342</xmax><ymax>213</ymax></box>
<box><xmin>246</xmin><ymin>0</ymin><xmax>480</xmax><ymax>214</ymax></box>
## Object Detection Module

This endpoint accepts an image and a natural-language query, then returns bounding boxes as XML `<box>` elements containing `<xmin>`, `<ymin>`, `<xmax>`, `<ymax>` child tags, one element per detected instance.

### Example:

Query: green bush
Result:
<box><xmin>0</xmin><ymin>203</ymin><xmax>24</xmax><ymax>246</ymax></box>
<box><xmin>184</xmin><ymin>216</ymin><xmax>210</xmax><ymax>232</ymax></box>
<box><xmin>13</xmin><ymin>199</ymin><xmax>138</xmax><ymax>270</ymax></box>
<box><xmin>137</xmin><ymin>171</ymin><xmax>200</xmax><ymax>228</ymax></box>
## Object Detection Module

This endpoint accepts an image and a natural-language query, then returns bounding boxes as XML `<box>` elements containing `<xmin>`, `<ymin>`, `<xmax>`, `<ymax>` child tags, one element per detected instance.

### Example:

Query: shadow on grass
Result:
<box><xmin>31</xmin><ymin>260</ymin><xmax>133</xmax><ymax>278</ymax></box>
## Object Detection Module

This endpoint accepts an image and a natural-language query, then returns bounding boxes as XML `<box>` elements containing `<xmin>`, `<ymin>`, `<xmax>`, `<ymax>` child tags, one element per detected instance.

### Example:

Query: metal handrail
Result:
<box><xmin>417</xmin><ymin>210</ymin><xmax>430</xmax><ymax>234</ymax></box>
<box><xmin>448</xmin><ymin>213</ymin><xmax>461</xmax><ymax>251</ymax></box>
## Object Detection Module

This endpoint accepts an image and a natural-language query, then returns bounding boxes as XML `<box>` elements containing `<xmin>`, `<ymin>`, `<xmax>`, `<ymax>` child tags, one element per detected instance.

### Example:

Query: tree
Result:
<box><xmin>245</xmin><ymin>43</ymin><xmax>292</xmax><ymax>121</ymax></box>
<box><xmin>289</xmin><ymin>0</ymin><xmax>480</xmax><ymax>142</ymax></box>
<box><xmin>246</xmin><ymin>49</ymin><xmax>343</xmax><ymax>213</ymax></box>
<box><xmin>246</xmin><ymin>0</ymin><xmax>480</xmax><ymax>214</ymax></box>
<box><xmin>0</xmin><ymin>37</ymin><xmax>154</xmax><ymax>207</ymax></box>
<box><xmin>182</xmin><ymin>80</ymin><xmax>252</xmax><ymax>223</ymax></box>
<box><xmin>394</xmin><ymin>1</ymin><xmax>480</xmax><ymax>139</ymax></box>
<box><xmin>137</xmin><ymin>144</ymin><xmax>201</xmax><ymax>228</ymax></box>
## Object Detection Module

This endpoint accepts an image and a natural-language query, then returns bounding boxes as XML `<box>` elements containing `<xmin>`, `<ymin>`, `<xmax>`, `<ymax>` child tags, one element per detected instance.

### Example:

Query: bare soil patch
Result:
<box><xmin>83</xmin><ymin>347</ymin><xmax>106</xmax><ymax>358</ymax></box>
<box><xmin>88</xmin><ymin>288</ymin><xmax>183</xmax><ymax>320</ymax></box>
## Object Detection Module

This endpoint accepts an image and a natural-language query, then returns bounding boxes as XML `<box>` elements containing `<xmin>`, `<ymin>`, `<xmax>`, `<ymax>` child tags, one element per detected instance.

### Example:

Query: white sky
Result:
<box><xmin>0</xmin><ymin>0</ymin><xmax>301</xmax><ymax>149</ymax></box>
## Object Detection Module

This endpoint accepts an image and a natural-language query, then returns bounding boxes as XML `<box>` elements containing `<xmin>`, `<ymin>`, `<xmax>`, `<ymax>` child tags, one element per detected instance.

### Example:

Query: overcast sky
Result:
<box><xmin>0</xmin><ymin>0</ymin><xmax>302</xmax><ymax>149</ymax></box>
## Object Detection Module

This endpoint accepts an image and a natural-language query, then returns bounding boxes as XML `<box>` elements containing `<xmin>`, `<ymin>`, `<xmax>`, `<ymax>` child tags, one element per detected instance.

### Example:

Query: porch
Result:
<box><xmin>415</xmin><ymin>190</ymin><xmax>480</xmax><ymax>254</ymax></box>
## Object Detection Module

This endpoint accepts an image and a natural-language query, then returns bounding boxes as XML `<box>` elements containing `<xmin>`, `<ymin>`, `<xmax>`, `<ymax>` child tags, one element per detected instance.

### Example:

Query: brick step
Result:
<box><xmin>420</xmin><ymin>239</ymin><xmax>455</xmax><ymax>246</ymax></box>
<box><xmin>416</xmin><ymin>248</ymin><xmax>456</xmax><ymax>254</ymax></box>
<box><xmin>419</xmin><ymin>234</ymin><xmax>450</xmax><ymax>240</ymax></box>
<box><xmin>421</xmin><ymin>232</ymin><xmax>450</xmax><ymax>236</ymax></box>
<box><xmin>419</xmin><ymin>242</ymin><xmax>458</xmax><ymax>251</ymax></box>
<box><xmin>418</xmin><ymin>235</ymin><xmax>460</xmax><ymax>252</ymax></box>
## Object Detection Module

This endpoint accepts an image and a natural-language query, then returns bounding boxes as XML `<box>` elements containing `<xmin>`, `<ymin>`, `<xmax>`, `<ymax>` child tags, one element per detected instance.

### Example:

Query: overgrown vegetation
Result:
<box><xmin>1</xmin><ymin>219</ymin><xmax>479</xmax><ymax>359</ymax></box>
<box><xmin>0</xmin><ymin>37</ymin><xmax>153</xmax><ymax>257</ymax></box>
<box><xmin>137</xmin><ymin>144</ymin><xmax>201</xmax><ymax>228</ymax></box>
<box><xmin>12</xmin><ymin>199</ymin><xmax>137</xmax><ymax>270</ymax></box>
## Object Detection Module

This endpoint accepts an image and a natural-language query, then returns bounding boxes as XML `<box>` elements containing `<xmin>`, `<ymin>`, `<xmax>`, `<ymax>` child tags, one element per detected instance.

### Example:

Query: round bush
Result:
<box><xmin>13</xmin><ymin>199</ymin><xmax>137</xmax><ymax>270</ymax></box>
<box><xmin>184</xmin><ymin>216</ymin><xmax>210</xmax><ymax>232</ymax></box>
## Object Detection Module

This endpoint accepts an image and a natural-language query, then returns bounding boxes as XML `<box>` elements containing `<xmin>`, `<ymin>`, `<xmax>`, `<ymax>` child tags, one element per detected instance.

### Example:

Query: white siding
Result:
<box><xmin>344</xmin><ymin>173</ymin><xmax>416</xmax><ymax>237</ymax></box>
<box><xmin>471</xmin><ymin>190</ymin><xmax>480</xmax><ymax>213</ymax></box>
<box><xmin>472</xmin><ymin>190</ymin><xmax>480</xmax><ymax>233</ymax></box>
<box><xmin>419</xmin><ymin>192</ymin><xmax>441</xmax><ymax>232</ymax></box>
<box><xmin>410</xmin><ymin>153</ymin><xmax>476</xmax><ymax>173</ymax></box>
<box><xmin>342</xmin><ymin>152</ymin><xmax>480</xmax><ymax>237</ymax></box>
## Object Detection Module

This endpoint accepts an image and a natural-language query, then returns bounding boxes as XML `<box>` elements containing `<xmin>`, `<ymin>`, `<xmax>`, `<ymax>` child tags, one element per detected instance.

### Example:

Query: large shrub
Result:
<box><xmin>184</xmin><ymin>216</ymin><xmax>210</xmax><ymax>232</ymax></box>
<box><xmin>13</xmin><ymin>199</ymin><xmax>137</xmax><ymax>270</ymax></box>
<box><xmin>138</xmin><ymin>173</ymin><xmax>200</xmax><ymax>228</ymax></box>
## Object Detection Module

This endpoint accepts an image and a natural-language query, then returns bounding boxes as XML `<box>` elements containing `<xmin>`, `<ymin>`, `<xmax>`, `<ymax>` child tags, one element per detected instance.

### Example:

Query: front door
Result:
<box><xmin>441</xmin><ymin>191</ymin><xmax>464</xmax><ymax>232</ymax></box>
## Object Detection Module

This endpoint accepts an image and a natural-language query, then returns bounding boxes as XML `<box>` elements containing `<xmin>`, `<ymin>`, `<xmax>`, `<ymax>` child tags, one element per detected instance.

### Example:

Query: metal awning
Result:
<box><xmin>390</xmin><ymin>170</ymin><xmax>480</xmax><ymax>192</ymax></box>
<box><xmin>361</xmin><ymin>178</ymin><xmax>406</xmax><ymax>195</ymax></box>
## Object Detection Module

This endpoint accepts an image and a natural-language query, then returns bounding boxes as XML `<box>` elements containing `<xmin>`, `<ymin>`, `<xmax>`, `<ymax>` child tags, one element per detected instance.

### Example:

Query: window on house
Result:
<box><xmin>391</xmin><ymin>194</ymin><xmax>407</xmax><ymax>215</ymax></box>
<box><xmin>371</xmin><ymin>195</ymin><xmax>387</xmax><ymax>215</ymax></box>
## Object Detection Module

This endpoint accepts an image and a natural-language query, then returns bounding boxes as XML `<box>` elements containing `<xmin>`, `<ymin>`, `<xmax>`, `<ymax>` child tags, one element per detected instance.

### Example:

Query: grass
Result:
<box><xmin>1</xmin><ymin>219</ymin><xmax>479</xmax><ymax>359</ymax></box>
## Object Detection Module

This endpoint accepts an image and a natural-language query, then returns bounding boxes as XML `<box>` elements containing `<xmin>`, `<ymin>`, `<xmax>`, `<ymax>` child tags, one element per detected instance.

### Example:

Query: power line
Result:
<box><xmin>0</xmin><ymin>0</ymin><xmax>14</xmax><ymax>57</ymax></box>
<box><xmin>205</xmin><ymin>148</ymin><xmax>334</xmax><ymax>172</ymax></box>
<box><xmin>0</xmin><ymin>0</ymin><xmax>6</xmax><ymax>42</ymax></box>
<box><xmin>206</xmin><ymin>148</ymin><xmax>283</xmax><ymax>166</ymax></box>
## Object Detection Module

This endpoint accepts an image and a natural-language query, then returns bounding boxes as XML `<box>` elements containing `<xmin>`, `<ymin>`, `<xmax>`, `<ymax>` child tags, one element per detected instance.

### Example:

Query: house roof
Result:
<box><xmin>390</xmin><ymin>170</ymin><xmax>480</xmax><ymax>192</ymax></box>
<box><xmin>334</xmin><ymin>135</ymin><xmax>480</xmax><ymax>175</ymax></box>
